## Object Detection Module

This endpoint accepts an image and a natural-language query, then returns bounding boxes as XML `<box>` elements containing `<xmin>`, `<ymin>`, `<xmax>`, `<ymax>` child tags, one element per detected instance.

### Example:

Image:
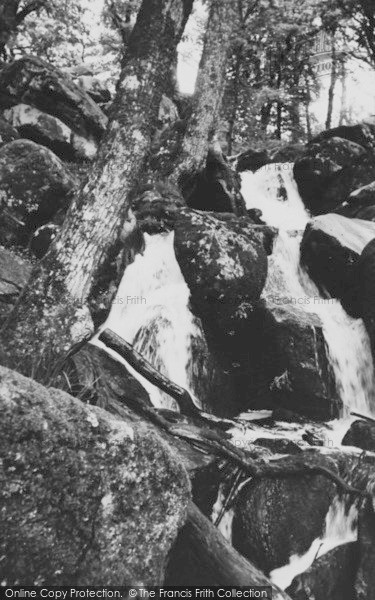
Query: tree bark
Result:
<box><xmin>171</xmin><ymin>0</ymin><xmax>235</xmax><ymax>184</ymax></box>
<box><xmin>326</xmin><ymin>38</ymin><xmax>338</xmax><ymax>130</ymax></box>
<box><xmin>0</xmin><ymin>0</ymin><xmax>194</xmax><ymax>381</ymax></box>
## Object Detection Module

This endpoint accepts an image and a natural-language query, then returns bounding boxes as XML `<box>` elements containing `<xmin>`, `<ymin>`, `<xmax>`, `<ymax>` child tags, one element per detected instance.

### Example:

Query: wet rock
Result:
<box><xmin>301</xmin><ymin>214</ymin><xmax>375</xmax><ymax>315</ymax></box>
<box><xmin>181</xmin><ymin>147</ymin><xmax>247</xmax><ymax>215</ymax></box>
<box><xmin>4</xmin><ymin>104</ymin><xmax>98</xmax><ymax>160</ymax></box>
<box><xmin>313</xmin><ymin>122</ymin><xmax>375</xmax><ymax>154</ymax></box>
<box><xmin>232</xmin><ymin>454</ymin><xmax>337</xmax><ymax>573</ymax></box>
<box><xmin>342</xmin><ymin>419</ymin><xmax>375</xmax><ymax>451</ymax></box>
<box><xmin>62</xmin><ymin>342</ymin><xmax>152</xmax><ymax>414</ymax></box>
<box><xmin>0</xmin><ymin>246</ymin><xmax>31</xmax><ymax>324</ymax></box>
<box><xmin>355</xmin><ymin>501</ymin><xmax>375</xmax><ymax>600</ymax></box>
<box><xmin>356</xmin><ymin>238</ymin><xmax>375</xmax><ymax>360</ymax></box>
<box><xmin>174</xmin><ymin>209</ymin><xmax>270</xmax><ymax>415</ymax></box>
<box><xmin>0</xmin><ymin>365</ymin><xmax>189</xmax><ymax>585</ymax></box>
<box><xmin>254</xmin><ymin>301</ymin><xmax>340</xmax><ymax>420</ymax></box>
<box><xmin>271</xmin><ymin>143</ymin><xmax>305</xmax><ymax>164</ymax></box>
<box><xmin>133</xmin><ymin>185</ymin><xmax>185</xmax><ymax>234</ymax></box>
<box><xmin>286</xmin><ymin>543</ymin><xmax>358</xmax><ymax>600</ymax></box>
<box><xmin>0</xmin><ymin>56</ymin><xmax>108</xmax><ymax>144</ymax></box>
<box><xmin>236</xmin><ymin>148</ymin><xmax>271</xmax><ymax>173</ymax></box>
<box><xmin>0</xmin><ymin>116</ymin><xmax>19</xmax><ymax>148</ymax></box>
<box><xmin>294</xmin><ymin>135</ymin><xmax>369</xmax><ymax>215</ymax></box>
<box><xmin>0</xmin><ymin>140</ymin><xmax>77</xmax><ymax>247</ymax></box>
<box><xmin>254</xmin><ymin>438</ymin><xmax>302</xmax><ymax>455</ymax></box>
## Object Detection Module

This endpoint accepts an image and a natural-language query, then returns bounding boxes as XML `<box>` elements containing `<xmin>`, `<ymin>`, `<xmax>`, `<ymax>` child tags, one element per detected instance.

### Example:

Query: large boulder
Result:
<box><xmin>0</xmin><ymin>116</ymin><xmax>19</xmax><ymax>148</ymax></box>
<box><xmin>0</xmin><ymin>246</ymin><xmax>31</xmax><ymax>324</ymax></box>
<box><xmin>0</xmin><ymin>139</ymin><xmax>77</xmax><ymax>246</ymax></box>
<box><xmin>232</xmin><ymin>454</ymin><xmax>337</xmax><ymax>574</ymax></box>
<box><xmin>342</xmin><ymin>419</ymin><xmax>375</xmax><ymax>451</ymax></box>
<box><xmin>0</xmin><ymin>56</ymin><xmax>108</xmax><ymax>146</ymax></box>
<box><xmin>181</xmin><ymin>148</ymin><xmax>247</xmax><ymax>215</ymax></box>
<box><xmin>313</xmin><ymin>122</ymin><xmax>375</xmax><ymax>154</ymax></box>
<box><xmin>286</xmin><ymin>544</ymin><xmax>357</xmax><ymax>600</ymax></box>
<box><xmin>301</xmin><ymin>214</ymin><xmax>375</xmax><ymax>315</ymax></box>
<box><xmin>294</xmin><ymin>135</ymin><xmax>369</xmax><ymax>215</ymax></box>
<box><xmin>254</xmin><ymin>301</ymin><xmax>339</xmax><ymax>420</ymax></box>
<box><xmin>355</xmin><ymin>502</ymin><xmax>375</xmax><ymax>600</ymax></box>
<box><xmin>352</xmin><ymin>238</ymin><xmax>375</xmax><ymax>359</ymax></box>
<box><xmin>0</xmin><ymin>366</ymin><xmax>189</xmax><ymax>585</ymax></box>
<box><xmin>337</xmin><ymin>181</ymin><xmax>375</xmax><ymax>221</ymax></box>
<box><xmin>236</xmin><ymin>148</ymin><xmax>271</xmax><ymax>173</ymax></box>
<box><xmin>174</xmin><ymin>209</ymin><xmax>272</xmax><ymax>414</ymax></box>
<box><xmin>4</xmin><ymin>103</ymin><xmax>98</xmax><ymax>160</ymax></box>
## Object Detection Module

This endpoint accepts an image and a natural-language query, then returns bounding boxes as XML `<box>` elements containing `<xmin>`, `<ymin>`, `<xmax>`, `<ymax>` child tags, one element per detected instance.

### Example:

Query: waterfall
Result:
<box><xmin>94</xmin><ymin>232</ymin><xmax>205</xmax><ymax>410</ymax></box>
<box><xmin>270</xmin><ymin>496</ymin><xmax>358</xmax><ymax>590</ymax></box>
<box><xmin>241</xmin><ymin>164</ymin><xmax>375</xmax><ymax>417</ymax></box>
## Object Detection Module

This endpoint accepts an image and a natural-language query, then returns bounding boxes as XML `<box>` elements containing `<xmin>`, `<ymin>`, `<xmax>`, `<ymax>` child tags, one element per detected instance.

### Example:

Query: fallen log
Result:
<box><xmin>351</xmin><ymin>411</ymin><xmax>375</xmax><ymax>425</ymax></box>
<box><xmin>99</xmin><ymin>328</ymin><xmax>370</xmax><ymax>500</ymax></box>
<box><xmin>166</xmin><ymin>500</ymin><xmax>292</xmax><ymax>599</ymax></box>
<box><xmin>99</xmin><ymin>328</ymin><xmax>201</xmax><ymax>418</ymax></box>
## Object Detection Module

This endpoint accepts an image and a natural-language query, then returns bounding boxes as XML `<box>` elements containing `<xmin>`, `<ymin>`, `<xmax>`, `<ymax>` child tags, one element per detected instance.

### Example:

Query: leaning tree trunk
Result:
<box><xmin>0</xmin><ymin>0</ymin><xmax>194</xmax><ymax>382</ymax></box>
<box><xmin>171</xmin><ymin>0</ymin><xmax>235</xmax><ymax>184</ymax></box>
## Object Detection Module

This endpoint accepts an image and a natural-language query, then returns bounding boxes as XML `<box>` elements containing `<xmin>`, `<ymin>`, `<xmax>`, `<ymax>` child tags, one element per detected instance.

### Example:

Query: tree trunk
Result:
<box><xmin>325</xmin><ymin>39</ymin><xmax>338</xmax><ymax>131</ymax></box>
<box><xmin>0</xmin><ymin>0</ymin><xmax>194</xmax><ymax>381</ymax></box>
<box><xmin>339</xmin><ymin>61</ymin><xmax>348</xmax><ymax>126</ymax></box>
<box><xmin>166</xmin><ymin>500</ymin><xmax>292</xmax><ymax>598</ymax></box>
<box><xmin>226</xmin><ymin>49</ymin><xmax>242</xmax><ymax>156</ymax></box>
<box><xmin>171</xmin><ymin>0</ymin><xmax>235</xmax><ymax>184</ymax></box>
<box><xmin>0</xmin><ymin>0</ymin><xmax>18</xmax><ymax>58</ymax></box>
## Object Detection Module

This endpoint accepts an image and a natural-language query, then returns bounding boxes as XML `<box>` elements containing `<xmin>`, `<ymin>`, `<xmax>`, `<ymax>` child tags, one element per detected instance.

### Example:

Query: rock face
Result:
<box><xmin>0</xmin><ymin>366</ymin><xmax>189</xmax><ymax>585</ymax></box>
<box><xmin>294</xmin><ymin>135</ymin><xmax>368</xmax><ymax>215</ymax></box>
<box><xmin>0</xmin><ymin>246</ymin><xmax>31</xmax><ymax>324</ymax></box>
<box><xmin>342</xmin><ymin>419</ymin><xmax>375</xmax><ymax>451</ymax></box>
<box><xmin>294</xmin><ymin>123</ymin><xmax>375</xmax><ymax>216</ymax></box>
<box><xmin>4</xmin><ymin>103</ymin><xmax>98</xmax><ymax>160</ymax></box>
<box><xmin>355</xmin><ymin>238</ymin><xmax>375</xmax><ymax>360</ymax></box>
<box><xmin>0</xmin><ymin>140</ymin><xmax>77</xmax><ymax>246</ymax></box>
<box><xmin>181</xmin><ymin>148</ymin><xmax>247</xmax><ymax>215</ymax></box>
<box><xmin>236</xmin><ymin>148</ymin><xmax>271</xmax><ymax>173</ymax></box>
<box><xmin>174</xmin><ymin>209</ymin><xmax>272</xmax><ymax>414</ymax></box>
<box><xmin>0</xmin><ymin>116</ymin><xmax>19</xmax><ymax>148</ymax></box>
<box><xmin>255</xmin><ymin>301</ymin><xmax>339</xmax><ymax>419</ymax></box>
<box><xmin>0</xmin><ymin>56</ymin><xmax>107</xmax><ymax>149</ymax></box>
<box><xmin>286</xmin><ymin>544</ymin><xmax>357</xmax><ymax>600</ymax></box>
<box><xmin>232</xmin><ymin>456</ymin><xmax>336</xmax><ymax>573</ymax></box>
<box><xmin>301</xmin><ymin>214</ymin><xmax>375</xmax><ymax>315</ymax></box>
<box><xmin>355</xmin><ymin>501</ymin><xmax>375</xmax><ymax>600</ymax></box>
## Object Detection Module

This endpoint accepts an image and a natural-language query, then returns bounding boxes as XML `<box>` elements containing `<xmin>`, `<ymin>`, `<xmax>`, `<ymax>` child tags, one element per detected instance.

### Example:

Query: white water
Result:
<box><xmin>270</xmin><ymin>496</ymin><xmax>358</xmax><ymax>590</ymax></box>
<box><xmin>241</xmin><ymin>164</ymin><xmax>375</xmax><ymax>418</ymax></box>
<box><xmin>94</xmin><ymin>232</ymin><xmax>205</xmax><ymax>410</ymax></box>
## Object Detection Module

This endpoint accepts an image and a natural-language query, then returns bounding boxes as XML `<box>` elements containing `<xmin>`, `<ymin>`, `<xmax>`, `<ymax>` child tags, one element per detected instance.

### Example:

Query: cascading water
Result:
<box><xmin>270</xmin><ymin>496</ymin><xmax>358</xmax><ymax>590</ymax></box>
<box><xmin>94</xmin><ymin>232</ymin><xmax>205</xmax><ymax>410</ymax></box>
<box><xmin>241</xmin><ymin>163</ymin><xmax>375</xmax><ymax>418</ymax></box>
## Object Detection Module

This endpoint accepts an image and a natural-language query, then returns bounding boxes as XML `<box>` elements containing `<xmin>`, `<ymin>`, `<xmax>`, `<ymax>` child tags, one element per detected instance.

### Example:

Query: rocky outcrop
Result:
<box><xmin>0</xmin><ymin>140</ymin><xmax>77</xmax><ymax>246</ymax></box>
<box><xmin>0</xmin><ymin>246</ymin><xmax>30</xmax><ymax>324</ymax></box>
<box><xmin>181</xmin><ymin>148</ymin><xmax>247</xmax><ymax>215</ymax></box>
<box><xmin>0</xmin><ymin>365</ymin><xmax>189</xmax><ymax>585</ymax></box>
<box><xmin>174</xmin><ymin>209</ymin><xmax>272</xmax><ymax>414</ymax></box>
<box><xmin>236</xmin><ymin>148</ymin><xmax>271</xmax><ymax>173</ymax></box>
<box><xmin>4</xmin><ymin>104</ymin><xmax>98</xmax><ymax>161</ymax></box>
<box><xmin>294</xmin><ymin>135</ymin><xmax>369</xmax><ymax>215</ymax></box>
<box><xmin>342</xmin><ymin>419</ymin><xmax>375</xmax><ymax>452</ymax></box>
<box><xmin>301</xmin><ymin>214</ymin><xmax>375</xmax><ymax>315</ymax></box>
<box><xmin>0</xmin><ymin>116</ymin><xmax>19</xmax><ymax>148</ymax></box>
<box><xmin>253</xmin><ymin>300</ymin><xmax>339</xmax><ymax>419</ymax></box>
<box><xmin>0</xmin><ymin>56</ymin><xmax>108</xmax><ymax>152</ymax></box>
<box><xmin>133</xmin><ymin>185</ymin><xmax>185</xmax><ymax>234</ymax></box>
<box><xmin>337</xmin><ymin>181</ymin><xmax>375</xmax><ymax>221</ymax></box>
<box><xmin>286</xmin><ymin>543</ymin><xmax>357</xmax><ymax>600</ymax></box>
<box><xmin>232</xmin><ymin>455</ymin><xmax>337</xmax><ymax>573</ymax></box>
<box><xmin>355</xmin><ymin>501</ymin><xmax>375</xmax><ymax>600</ymax></box>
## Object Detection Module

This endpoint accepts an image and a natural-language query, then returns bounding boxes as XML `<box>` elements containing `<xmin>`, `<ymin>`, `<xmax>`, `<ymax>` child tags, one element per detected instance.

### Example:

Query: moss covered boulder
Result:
<box><xmin>0</xmin><ymin>366</ymin><xmax>189</xmax><ymax>585</ymax></box>
<box><xmin>0</xmin><ymin>139</ymin><xmax>77</xmax><ymax>246</ymax></box>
